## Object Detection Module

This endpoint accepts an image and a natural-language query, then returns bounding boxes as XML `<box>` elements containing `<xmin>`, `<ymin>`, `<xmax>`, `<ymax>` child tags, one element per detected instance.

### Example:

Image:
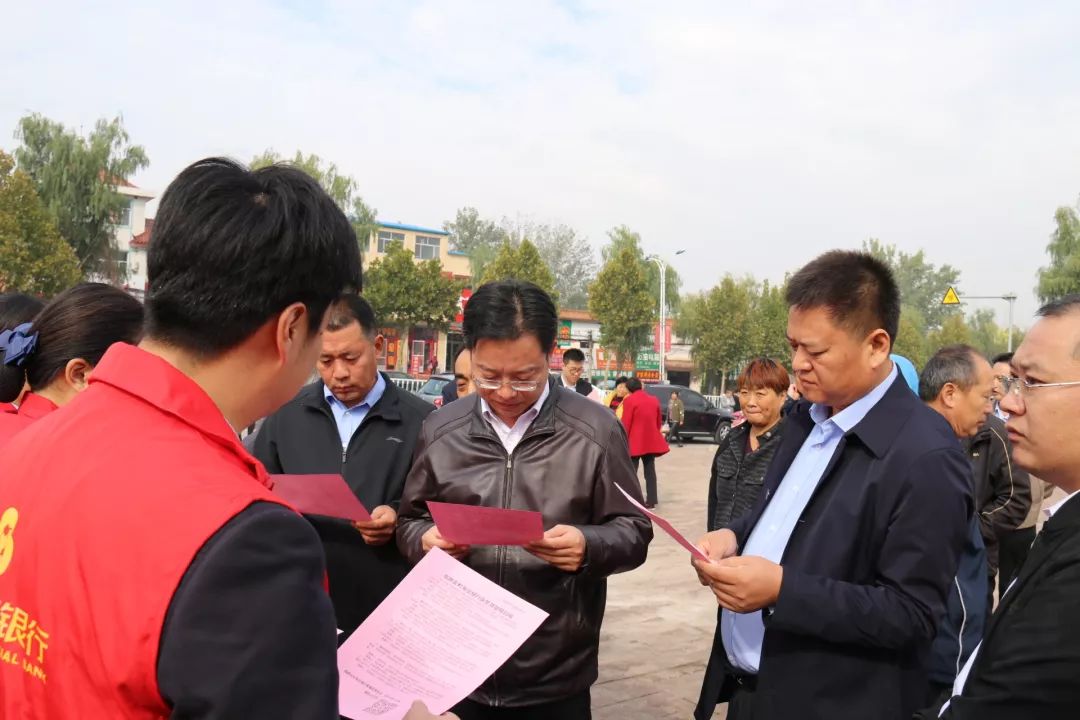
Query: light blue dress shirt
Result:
<box><xmin>722</xmin><ymin>364</ymin><xmax>898</xmax><ymax>674</ymax></box>
<box><xmin>324</xmin><ymin>373</ymin><xmax>386</xmax><ymax>451</ymax></box>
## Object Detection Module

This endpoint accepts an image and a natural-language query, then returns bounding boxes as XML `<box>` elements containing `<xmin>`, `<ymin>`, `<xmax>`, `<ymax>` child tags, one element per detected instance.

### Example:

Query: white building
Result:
<box><xmin>112</xmin><ymin>181</ymin><xmax>154</xmax><ymax>299</ymax></box>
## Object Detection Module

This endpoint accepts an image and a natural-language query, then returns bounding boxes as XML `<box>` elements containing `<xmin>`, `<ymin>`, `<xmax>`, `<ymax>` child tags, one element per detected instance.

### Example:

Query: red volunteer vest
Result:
<box><xmin>0</xmin><ymin>344</ymin><xmax>290</xmax><ymax>719</ymax></box>
<box><xmin>0</xmin><ymin>392</ymin><xmax>58</xmax><ymax>450</ymax></box>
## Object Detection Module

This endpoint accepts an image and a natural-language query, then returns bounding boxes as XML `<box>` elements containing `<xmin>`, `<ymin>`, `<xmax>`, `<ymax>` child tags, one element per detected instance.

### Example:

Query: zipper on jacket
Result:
<box><xmin>490</xmin><ymin>454</ymin><xmax>513</xmax><ymax>708</ymax></box>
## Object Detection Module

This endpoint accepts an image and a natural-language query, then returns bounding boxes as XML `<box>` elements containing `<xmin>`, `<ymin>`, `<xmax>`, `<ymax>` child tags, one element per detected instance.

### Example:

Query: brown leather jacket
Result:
<box><xmin>396</xmin><ymin>380</ymin><xmax>653</xmax><ymax>707</ymax></box>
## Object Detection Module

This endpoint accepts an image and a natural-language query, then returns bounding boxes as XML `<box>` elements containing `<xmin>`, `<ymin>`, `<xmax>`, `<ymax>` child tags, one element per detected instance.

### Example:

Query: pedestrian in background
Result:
<box><xmin>0</xmin><ymin>293</ymin><xmax>44</xmax><ymax>412</ymax></box>
<box><xmin>621</xmin><ymin>377</ymin><xmax>669</xmax><ymax>508</ymax></box>
<box><xmin>667</xmin><ymin>390</ymin><xmax>685</xmax><ymax>447</ymax></box>
<box><xmin>604</xmin><ymin>375</ymin><xmax>629</xmax><ymax>417</ymax></box>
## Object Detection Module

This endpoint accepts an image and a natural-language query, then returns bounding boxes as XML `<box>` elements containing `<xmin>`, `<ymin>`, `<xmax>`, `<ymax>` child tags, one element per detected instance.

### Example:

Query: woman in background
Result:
<box><xmin>0</xmin><ymin>293</ymin><xmax>45</xmax><ymax>411</ymax></box>
<box><xmin>0</xmin><ymin>283</ymin><xmax>143</xmax><ymax>448</ymax></box>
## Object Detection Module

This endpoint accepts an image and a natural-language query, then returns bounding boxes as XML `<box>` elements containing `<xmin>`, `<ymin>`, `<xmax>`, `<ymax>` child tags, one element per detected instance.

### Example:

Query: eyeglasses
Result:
<box><xmin>472</xmin><ymin>376</ymin><xmax>544</xmax><ymax>393</ymax></box>
<box><xmin>998</xmin><ymin>375</ymin><xmax>1080</xmax><ymax>397</ymax></box>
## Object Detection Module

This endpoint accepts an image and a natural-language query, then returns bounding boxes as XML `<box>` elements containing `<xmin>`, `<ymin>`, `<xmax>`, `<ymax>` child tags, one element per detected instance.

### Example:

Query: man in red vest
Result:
<box><xmin>0</xmin><ymin>158</ymin><xmax>363</xmax><ymax>718</ymax></box>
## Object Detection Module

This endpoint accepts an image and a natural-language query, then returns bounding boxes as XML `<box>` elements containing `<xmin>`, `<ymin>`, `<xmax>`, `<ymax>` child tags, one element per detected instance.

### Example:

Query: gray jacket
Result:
<box><xmin>707</xmin><ymin>419</ymin><xmax>785</xmax><ymax>531</ymax></box>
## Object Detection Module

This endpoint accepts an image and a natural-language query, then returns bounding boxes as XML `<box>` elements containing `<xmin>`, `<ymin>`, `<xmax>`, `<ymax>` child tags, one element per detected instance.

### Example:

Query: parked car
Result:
<box><xmin>416</xmin><ymin>373</ymin><xmax>454</xmax><ymax>406</ymax></box>
<box><xmin>643</xmin><ymin>383</ymin><xmax>734</xmax><ymax>443</ymax></box>
<box><xmin>384</xmin><ymin>370</ymin><xmax>413</xmax><ymax>380</ymax></box>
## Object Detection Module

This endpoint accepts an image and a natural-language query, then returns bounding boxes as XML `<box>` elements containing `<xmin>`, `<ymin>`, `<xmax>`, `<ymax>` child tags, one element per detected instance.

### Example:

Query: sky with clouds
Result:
<box><xmin>4</xmin><ymin>0</ymin><xmax>1079</xmax><ymax>326</ymax></box>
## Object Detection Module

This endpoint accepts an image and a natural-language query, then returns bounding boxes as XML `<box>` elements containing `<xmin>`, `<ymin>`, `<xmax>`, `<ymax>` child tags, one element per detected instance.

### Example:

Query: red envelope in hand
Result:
<box><xmin>270</xmin><ymin>474</ymin><xmax>372</xmax><ymax>522</ymax></box>
<box><xmin>427</xmin><ymin>501</ymin><xmax>545</xmax><ymax>546</ymax></box>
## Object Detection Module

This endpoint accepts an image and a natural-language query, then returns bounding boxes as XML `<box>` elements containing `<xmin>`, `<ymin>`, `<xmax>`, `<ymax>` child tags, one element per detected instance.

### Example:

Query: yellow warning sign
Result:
<box><xmin>942</xmin><ymin>287</ymin><xmax>961</xmax><ymax>305</ymax></box>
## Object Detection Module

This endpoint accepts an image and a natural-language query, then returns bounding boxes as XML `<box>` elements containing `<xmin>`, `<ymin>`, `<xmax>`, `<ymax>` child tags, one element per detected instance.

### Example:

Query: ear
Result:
<box><xmin>867</xmin><ymin>329</ymin><xmax>892</xmax><ymax>367</ymax></box>
<box><xmin>940</xmin><ymin>382</ymin><xmax>959</xmax><ymax>408</ymax></box>
<box><xmin>275</xmin><ymin>302</ymin><xmax>313</xmax><ymax>365</ymax></box>
<box><xmin>64</xmin><ymin>358</ymin><xmax>93</xmax><ymax>392</ymax></box>
<box><xmin>374</xmin><ymin>334</ymin><xmax>386</xmax><ymax>356</ymax></box>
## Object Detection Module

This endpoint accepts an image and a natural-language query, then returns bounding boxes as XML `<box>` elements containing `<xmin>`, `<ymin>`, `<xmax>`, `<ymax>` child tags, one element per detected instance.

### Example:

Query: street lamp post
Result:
<box><xmin>647</xmin><ymin>250</ymin><xmax>685</xmax><ymax>384</ymax></box>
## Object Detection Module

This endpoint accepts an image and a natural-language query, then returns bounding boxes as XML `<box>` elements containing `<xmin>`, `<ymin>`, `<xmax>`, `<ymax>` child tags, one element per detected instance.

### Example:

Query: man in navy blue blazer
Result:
<box><xmin>693</xmin><ymin>250</ymin><xmax>973</xmax><ymax>720</ymax></box>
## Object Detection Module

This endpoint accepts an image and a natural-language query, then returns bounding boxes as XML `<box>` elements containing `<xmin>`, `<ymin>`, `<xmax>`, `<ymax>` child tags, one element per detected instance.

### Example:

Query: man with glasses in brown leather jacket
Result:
<box><xmin>397</xmin><ymin>279</ymin><xmax>653</xmax><ymax>720</ymax></box>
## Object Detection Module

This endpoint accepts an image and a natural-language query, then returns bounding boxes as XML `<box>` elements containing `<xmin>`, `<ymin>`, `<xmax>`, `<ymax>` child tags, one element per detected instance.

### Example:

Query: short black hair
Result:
<box><xmin>9</xmin><ymin>283</ymin><xmax>143</xmax><ymax>396</ymax></box>
<box><xmin>991</xmin><ymin>351</ymin><xmax>1014</xmax><ymax>366</ymax></box>
<box><xmin>1037</xmin><ymin>295</ymin><xmax>1080</xmax><ymax>318</ymax></box>
<box><xmin>145</xmin><ymin>157</ymin><xmax>361</xmax><ymax>358</ymax></box>
<box><xmin>918</xmin><ymin>344</ymin><xmax>982</xmax><ymax>403</ymax></box>
<box><xmin>614</xmin><ymin>376</ymin><xmax>628</xmax><ymax>386</ymax></box>
<box><xmin>463</xmin><ymin>280</ymin><xmax>557</xmax><ymax>353</ymax></box>
<box><xmin>0</xmin><ymin>293</ymin><xmax>45</xmax><ymax>402</ymax></box>
<box><xmin>326</xmin><ymin>294</ymin><xmax>377</xmax><ymax>336</ymax></box>
<box><xmin>626</xmin><ymin>377</ymin><xmax>643</xmax><ymax>393</ymax></box>
<box><xmin>671</xmin><ymin>390</ymin><xmax>680</xmax><ymax>396</ymax></box>
<box><xmin>562</xmin><ymin>348</ymin><xmax>585</xmax><ymax>364</ymax></box>
<box><xmin>786</xmin><ymin>250</ymin><xmax>900</xmax><ymax>345</ymax></box>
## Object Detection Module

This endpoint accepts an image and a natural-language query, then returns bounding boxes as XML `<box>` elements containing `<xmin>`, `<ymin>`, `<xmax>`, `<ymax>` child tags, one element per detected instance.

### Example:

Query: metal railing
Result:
<box><xmin>392</xmin><ymin>377</ymin><xmax>428</xmax><ymax>394</ymax></box>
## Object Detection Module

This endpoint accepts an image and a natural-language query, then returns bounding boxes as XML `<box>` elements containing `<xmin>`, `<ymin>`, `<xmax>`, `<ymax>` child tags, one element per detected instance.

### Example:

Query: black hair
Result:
<box><xmin>614</xmin><ymin>376</ymin><xmax>628</xmax><ymax>386</ymax></box>
<box><xmin>463</xmin><ymin>280</ymin><xmax>557</xmax><ymax>353</ymax></box>
<box><xmin>0</xmin><ymin>283</ymin><xmax>143</xmax><ymax>398</ymax></box>
<box><xmin>991</xmin><ymin>351</ymin><xmax>1014</xmax><ymax>366</ymax></box>
<box><xmin>1037</xmin><ymin>295</ymin><xmax>1080</xmax><ymax>318</ymax></box>
<box><xmin>562</xmin><ymin>348</ymin><xmax>586</xmax><ymax>364</ymax></box>
<box><xmin>786</xmin><ymin>250</ymin><xmax>900</xmax><ymax>345</ymax></box>
<box><xmin>326</xmin><ymin>294</ymin><xmax>377</xmax><ymax>336</ymax></box>
<box><xmin>0</xmin><ymin>293</ymin><xmax>45</xmax><ymax>402</ymax></box>
<box><xmin>626</xmin><ymin>377</ymin><xmax>643</xmax><ymax>393</ymax></box>
<box><xmin>144</xmin><ymin>157</ymin><xmax>361</xmax><ymax>358</ymax></box>
<box><xmin>919</xmin><ymin>344</ymin><xmax>983</xmax><ymax>403</ymax></box>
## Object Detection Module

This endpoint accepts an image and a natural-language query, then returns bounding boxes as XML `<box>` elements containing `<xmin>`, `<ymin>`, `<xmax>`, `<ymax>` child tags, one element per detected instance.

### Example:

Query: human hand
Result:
<box><xmin>421</xmin><ymin>524</ymin><xmax>470</xmax><ymax>560</ymax></box>
<box><xmin>526</xmin><ymin>525</ymin><xmax>587</xmax><ymax>572</ymax></box>
<box><xmin>353</xmin><ymin>505</ymin><xmax>397</xmax><ymax>546</ymax></box>
<box><xmin>698</xmin><ymin>555</ymin><xmax>783</xmax><ymax>613</ymax></box>
<box><xmin>691</xmin><ymin>529</ymin><xmax>739</xmax><ymax>585</ymax></box>
<box><xmin>404</xmin><ymin>700</ymin><xmax>460</xmax><ymax>719</ymax></box>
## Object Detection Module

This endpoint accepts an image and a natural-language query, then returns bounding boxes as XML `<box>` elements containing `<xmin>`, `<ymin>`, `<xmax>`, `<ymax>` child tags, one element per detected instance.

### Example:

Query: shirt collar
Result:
<box><xmin>809</xmin><ymin>363</ymin><xmax>899</xmax><ymax>433</ymax></box>
<box><xmin>1044</xmin><ymin>489</ymin><xmax>1079</xmax><ymax>520</ymax></box>
<box><xmin>480</xmin><ymin>380</ymin><xmax>551</xmax><ymax>429</ymax></box>
<box><xmin>17</xmin><ymin>392</ymin><xmax>58</xmax><ymax>421</ymax></box>
<box><xmin>324</xmin><ymin>372</ymin><xmax>386</xmax><ymax>412</ymax></box>
<box><xmin>88</xmin><ymin>343</ymin><xmax>271</xmax><ymax>488</ymax></box>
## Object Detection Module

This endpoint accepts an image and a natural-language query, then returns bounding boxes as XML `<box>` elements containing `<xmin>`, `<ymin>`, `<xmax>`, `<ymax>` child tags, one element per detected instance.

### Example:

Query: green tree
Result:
<box><xmin>444</xmin><ymin>206</ymin><xmax>505</xmax><ymax>283</ymax></box>
<box><xmin>749</xmin><ymin>279</ymin><xmax>790</xmax><ymax>363</ymax></box>
<box><xmin>928</xmin><ymin>313</ymin><xmax>973</xmax><ymax>350</ymax></box>
<box><xmin>479</xmin><ymin>239</ymin><xmax>558</xmax><ymax>301</ymax></box>
<box><xmin>363</xmin><ymin>242</ymin><xmax>462</xmax><ymax>349</ymax></box>
<box><xmin>529</xmin><ymin>223</ymin><xmax>595</xmax><ymax>310</ymax></box>
<box><xmin>602</xmin><ymin>226</ymin><xmax>681</xmax><ymax>316</ymax></box>
<box><xmin>691</xmin><ymin>276</ymin><xmax>755</xmax><ymax>389</ymax></box>
<box><xmin>892</xmin><ymin>306</ymin><xmax>930</xmax><ymax>370</ymax></box>
<box><xmin>589</xmin><ymin>244</ymin><xmax>654</xmax><ymax>366</ymax></box>
<box><xmin>1037</xmin><ymin>204</ymin><xmax>1080</xmax><ymax>303</ymax></box>
<box><xmin>0</xmin><ymin>150</ymin><xmax>81</xmax><ymax>295</ymax></box>
<box><xmin>250</xmin><ymin>150</ymin><xmax>377</xmax><ymax>257</ymax></box>
<box><xmin>14</xmin><ymin>113</ymin><xmax>149</xmax><ymax>279</ymax></box>
<box><xmin>864</xmin><ymin>239</ymin><xmax>961</xmax><ymax>330</ymax></box>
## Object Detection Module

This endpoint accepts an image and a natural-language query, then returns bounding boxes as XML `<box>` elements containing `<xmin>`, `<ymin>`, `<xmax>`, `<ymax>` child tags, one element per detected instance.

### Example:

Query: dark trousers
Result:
<box><xmin>997</xmin><ymin>525</ymin><xmax>1037</xmax><ymax>593</ymax></box>
<box><xmin>632</xmin><ymin>455</ymin><xmax>658</xmax><ymax>505</ymax></box>
<box><xmin>452</xmin><ymin>691</ymin><xmax>591</xmax><ymax>720</ymax></box>
<box><xmin>668</xmin><ymin>421</ymin><xmax>683</xmax><ymax>446</ymax></box>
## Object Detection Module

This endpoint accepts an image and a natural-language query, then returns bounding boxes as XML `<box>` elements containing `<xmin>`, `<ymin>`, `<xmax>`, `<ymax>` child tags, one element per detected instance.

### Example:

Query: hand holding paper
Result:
<box><xmin>353</xmin><ymin>505</ymin><xmax>397</xmax><ymax>546</ymax></box>
<box><xmin>422</xmin><ymin>525</ymin><xmax>470</xmax><ymax>560</ymax></box>
<box><xmin>697</xmin><ymin>555</ymin><xmax>783</xmax><ymax>613</ymax></box>
<box><xmin>525</xmin><ymin>525</ymin><xmax>586</xmax><ymax>572</ymax></box>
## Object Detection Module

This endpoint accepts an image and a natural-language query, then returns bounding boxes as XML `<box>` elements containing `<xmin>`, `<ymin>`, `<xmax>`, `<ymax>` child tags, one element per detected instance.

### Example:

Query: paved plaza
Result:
<box><xmin>594</xmin><ymin>441</ymin><xmax>725</xmax><ymax>720</ymax></box>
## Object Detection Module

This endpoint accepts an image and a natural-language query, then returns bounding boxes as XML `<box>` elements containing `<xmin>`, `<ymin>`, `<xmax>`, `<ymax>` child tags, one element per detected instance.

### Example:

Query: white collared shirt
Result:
<box><xmin>480</xmin><ymin>382</ymin><xmax>551</xmax><ymax>454</ymax></box>
<box><xmin>560</xmin><ymin>375</ymin><xmax>604</xmax><ymax>404</ymax></box>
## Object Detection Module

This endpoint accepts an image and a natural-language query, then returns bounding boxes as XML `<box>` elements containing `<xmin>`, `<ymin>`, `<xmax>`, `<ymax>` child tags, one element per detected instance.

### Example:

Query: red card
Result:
<box><xmin>427</xmin><ymin>501</ymin><xmax>545</xmax><ymax>546</ymax></box>
<box><xmin>270</xmin><ymin>474</ymin><xmax>372</xmax><ymax>523</ymax></box>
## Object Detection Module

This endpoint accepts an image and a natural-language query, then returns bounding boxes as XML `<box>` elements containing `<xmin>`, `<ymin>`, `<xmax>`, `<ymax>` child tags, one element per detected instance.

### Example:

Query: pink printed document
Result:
<box><xmin>338</xmin><ymin>548</ymin><xmax>548</xmax><ymax>719</ymax></box>
<box><xmin>427</xmin><ymin>501</ymin><xmax>544</xmax><ymax>546</ymax></box>
<box><xmin>269</xmin><ymin>474</ymin><xmax>372</xmax><ymax>522</ymax></box>
<box><xmin>615</xmin><ymin>483</ymin><xmax>710</xmax><ymax>562</ymax></box>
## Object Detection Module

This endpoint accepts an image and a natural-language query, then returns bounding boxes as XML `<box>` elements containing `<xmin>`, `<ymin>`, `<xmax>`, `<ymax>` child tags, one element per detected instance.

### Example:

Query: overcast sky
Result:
<box><xmin>4</xmin><ymin>0</ymin><xmax>1078</xmax><ymax>326</ymax></box>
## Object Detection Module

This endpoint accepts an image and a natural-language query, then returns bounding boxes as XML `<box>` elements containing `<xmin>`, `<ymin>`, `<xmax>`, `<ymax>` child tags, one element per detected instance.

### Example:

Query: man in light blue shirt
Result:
<box><xmin>693</xmin><ymin>251</ymin><xmax>972</xmax><ymax>720</ymax></box>
<box><xmin>324</xmin><ymin>371</ymin><xmax>385</xmax><ymax>451</ymax></box>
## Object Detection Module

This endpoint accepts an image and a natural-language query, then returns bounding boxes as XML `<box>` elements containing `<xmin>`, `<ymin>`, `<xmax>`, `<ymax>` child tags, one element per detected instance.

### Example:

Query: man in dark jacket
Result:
<box><xmin>964</xmin><ymin>415</ymin><xmax>1031</xmax><ymax>605</ymax></box>
<box><xmin>397</xmin><ymin>280</ymin><xmax>652</xmax><ymax>720</ymax></box>
<box><xmin>253</xmin><ymin>294</ymin><xmax>434</xmax><ymax>633</ymax></box>
<box><xmin>916</xmin><ymin>344</ymin><xmax>995</xmax><ymax>714</ymax></box>
<box><xmin>693</xmin><ymin>251</ymin><xmax>971</xmax><ymax>720</ymax></box>
<box><xmin>939</xmin><ymin>295</ymin><xmax>1080</xmax><ymax>718</ymax></box>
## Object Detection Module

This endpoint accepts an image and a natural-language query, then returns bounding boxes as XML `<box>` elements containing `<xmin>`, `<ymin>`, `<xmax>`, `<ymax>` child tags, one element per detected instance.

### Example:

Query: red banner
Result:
<box><xmin>455</xmin><ymin>288</ymin><xmax>473</xmax><ymax>324</ymax></box>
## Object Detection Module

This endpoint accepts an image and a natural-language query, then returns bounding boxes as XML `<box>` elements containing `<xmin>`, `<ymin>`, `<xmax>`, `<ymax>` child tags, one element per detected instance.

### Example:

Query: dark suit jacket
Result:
<box><xmin>940</xmin><ymin>492</ymin><xmax>1080</xmax><ymax>719</ymax></box>
<box><xmin>252</xmin><ymin>376</ymin><xmax>434</xmax><ymax>632</ymax></box>
<box><xmin>696</xmin><ymin>374</ymin><xmax>973</xmax><ymax>720</ymax></box>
